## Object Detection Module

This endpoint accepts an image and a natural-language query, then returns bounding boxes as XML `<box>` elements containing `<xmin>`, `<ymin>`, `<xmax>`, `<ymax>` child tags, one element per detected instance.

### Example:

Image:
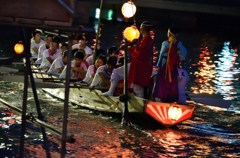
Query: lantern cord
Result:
<box><xmin>130</xmin><ymin>0</ymin><xmax>136</xmax><ymax>26</ymax></box>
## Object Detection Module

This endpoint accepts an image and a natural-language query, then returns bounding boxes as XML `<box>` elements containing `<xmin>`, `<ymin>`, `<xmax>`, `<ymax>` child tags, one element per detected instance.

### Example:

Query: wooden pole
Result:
<box><xmin>60</xmin><ymin>32</ymin><xmax>73</xmax><ymax>158</ymax></box>
<box><xmin>19</xmin><ymin>27</ymin><xmax>30</xmax><ymax>158</ymax></box>
<box><xmin>122</xmin><ymin>42</ymin><xmax>129</xmax><ymax>125</ymax></box>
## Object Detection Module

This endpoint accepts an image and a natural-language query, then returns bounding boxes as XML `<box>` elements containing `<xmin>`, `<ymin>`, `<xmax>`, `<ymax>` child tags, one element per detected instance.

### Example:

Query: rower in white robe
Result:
<box><xmin>39</xmin><ymin>39</ymin><xmax>61</xmax><ymax>69</ymax></box>
<box><xmin>47</xmin><ymin>51</ymin><xmax>68</xmax><ymax>76</ymax></box>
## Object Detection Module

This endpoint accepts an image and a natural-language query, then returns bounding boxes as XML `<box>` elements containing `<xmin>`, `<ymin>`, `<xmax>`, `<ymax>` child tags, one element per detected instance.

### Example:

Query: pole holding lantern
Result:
<box><xmin>120</xmin><ymin>0</ymin><xmax>139</xmax><ymax>126</ymax></box>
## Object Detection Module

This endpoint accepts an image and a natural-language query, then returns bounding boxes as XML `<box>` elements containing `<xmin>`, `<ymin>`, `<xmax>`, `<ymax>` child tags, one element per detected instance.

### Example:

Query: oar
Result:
<box><xmin>0</xmin><ymin>66</ymin><xmax>19</xmax><ymax>73</ymax></box>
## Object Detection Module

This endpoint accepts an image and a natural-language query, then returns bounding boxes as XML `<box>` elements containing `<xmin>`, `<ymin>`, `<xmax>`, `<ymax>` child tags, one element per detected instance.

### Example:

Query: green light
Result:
<box><xmin>107</xmin><ymin>9</ymin><xmax>113</xmax><ymax>20</ymax></box>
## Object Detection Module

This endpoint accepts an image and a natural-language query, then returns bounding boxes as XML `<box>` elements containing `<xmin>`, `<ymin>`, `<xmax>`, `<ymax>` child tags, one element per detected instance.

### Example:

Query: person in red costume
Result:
<box><xmin>128</xmin><ymin>21</ymin><xmax>154</xmax><ymax>98</ymax></box>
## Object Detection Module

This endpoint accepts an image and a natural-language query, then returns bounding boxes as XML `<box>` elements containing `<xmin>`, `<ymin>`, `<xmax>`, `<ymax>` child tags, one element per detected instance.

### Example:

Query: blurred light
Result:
<box><xmin>95</xmin><ymin>8</ymin><xmax>100</xmax><ymax>19</ymax></box>
<box><xmin>121</xmin><ymin>1</ymin><xmax>136</xmax><ymax>18</ymax></box>
<box><xmin>168</xmin><ymin>106</ymin><xmax>182</xmax><ymax>121</ymax></box>
<box><xmin>123</xmin><ymin>26</ymin><xmax>140</xmax><ymax>42</ymax></box>
<box><xmin>107</xmin><ymin>9</ymin><xmax>113</xmax><ymax>20</ymax></box>
<box><xmin>14</xmin><ymin>42</ymin><xmax>24</xmax><ymax>54</ymax></box>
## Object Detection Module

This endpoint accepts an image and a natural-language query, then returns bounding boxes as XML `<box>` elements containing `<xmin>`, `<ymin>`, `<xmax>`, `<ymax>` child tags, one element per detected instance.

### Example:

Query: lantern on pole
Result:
<box><xmin>121</xmin><ymin>1</ymin><xmax>136</xmax><ymax>18</ymax></box>
<box><xmin>123</xmin><ymin>26</ymin><xmax>140</xmax><ymax>42</ymax></box>
<box><xmin>168</xmin><ymin>106</ymin><xmax>182</xmax><ymax>121</ymax></box>
<box><xmin>14</xmin><ymin>41</ymin><xmax>24</xmax><ymax>54</ymax></box>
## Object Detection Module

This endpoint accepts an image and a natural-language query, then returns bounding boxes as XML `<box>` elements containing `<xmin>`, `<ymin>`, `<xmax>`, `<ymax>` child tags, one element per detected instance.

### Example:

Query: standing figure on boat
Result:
<box><xmin>128</xmin><ymin>21</ymin><xmax>154</xmax><ymax>98</ymax></box>
<box><xmin>152</xmin><ymin>26</ymin><xmax>187</xmax><ymax>103</ymax></box>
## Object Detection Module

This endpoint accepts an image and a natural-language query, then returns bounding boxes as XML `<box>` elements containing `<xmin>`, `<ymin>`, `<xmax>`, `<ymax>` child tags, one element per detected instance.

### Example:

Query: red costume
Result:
<box><xmin>128</xmin><ymin>34</ymin><xmax>153</xmax><ymax>86</ymax></box>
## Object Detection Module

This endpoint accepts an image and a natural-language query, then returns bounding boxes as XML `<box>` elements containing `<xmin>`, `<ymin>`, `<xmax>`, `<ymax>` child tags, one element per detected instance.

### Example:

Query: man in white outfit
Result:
<box><xmin>39</xmin><ymin>39</ymin><xmax>61</xmax><ymax>69</ymax></box>
<box><xmin>47</xmin><ymin>51</ymin><xmax>68</xmax><ymax>76</ymax></box>
<box><xmin>30</xmin><ymin>31</ymin><xmax>45</xmax><ymax>60</ymax></box>
<box><xmin>101</xmin><ymin>63</ymin><xmax>130</xmax><ymax>96</ymax></box>
<box><xmin>35</xmin><ymin>34</ymin><xmax>53</xmax><ymax>64</ymax></box>
<box><xmin>72</xmin><ymin>33</ymin><xmax>92</xmax><ymax>60</ymax></box>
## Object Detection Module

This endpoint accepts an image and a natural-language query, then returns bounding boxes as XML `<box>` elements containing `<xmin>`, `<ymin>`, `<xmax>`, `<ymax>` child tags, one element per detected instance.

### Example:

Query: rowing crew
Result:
<box><xmin>30</xmin><ymin>21</ymin><xmax>189</xmax><ymax>104</ymax></box>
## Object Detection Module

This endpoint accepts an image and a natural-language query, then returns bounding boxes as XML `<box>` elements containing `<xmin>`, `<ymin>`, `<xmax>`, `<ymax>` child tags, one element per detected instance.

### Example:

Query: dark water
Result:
<box><xmin>0</xmin><ymin>82</ymin><xmax>240</xmax><ymax>157</ymax></box>
<box><xmin>1</xmin><ymin>18</ymin><xmax>240</xmax><ymax>157</ymax></box>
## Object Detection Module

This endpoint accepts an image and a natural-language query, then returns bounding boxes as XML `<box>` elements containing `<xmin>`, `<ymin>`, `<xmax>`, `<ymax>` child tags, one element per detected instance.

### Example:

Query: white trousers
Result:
<box><xmin>177</xmin><ymin>68</ymin><xmax>189</xmax><ymax>104</ymax></box>
<box><xmin>111</xmin><ymin>63</ymin><xmax>130</xmax><ymax>83</ymax></box>
<box><xmin>131</xmin><ymin>83</ymin><xmax>144</xmax><ymax>98</ymax></box>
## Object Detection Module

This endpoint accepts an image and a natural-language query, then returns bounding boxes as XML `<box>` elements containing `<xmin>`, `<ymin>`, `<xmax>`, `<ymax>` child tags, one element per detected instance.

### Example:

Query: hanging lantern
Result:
<box><xmin>121</xmin><ymin>1</ymin><xmax>136</xmax><ymax>18</ymax></box>
<box><xmin>123</xmin><ymin>26</ymin><xmax>140</xmax><ymax>42</ymax></box>
<box><xmin>168</xmin><ymin>106</ymin><xmax>182</xmax><ymax>121</ymax></box>
<box><xmin>14</xmin><ymin>42</ymin><xmax>24</xmax><ymax>54</ymax></box>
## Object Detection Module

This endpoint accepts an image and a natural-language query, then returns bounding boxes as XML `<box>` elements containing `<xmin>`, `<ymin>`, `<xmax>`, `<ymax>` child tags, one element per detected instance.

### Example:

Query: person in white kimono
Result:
<box><xmin>47</xmin><ymin>51</ymin><xmax>68</xmax><ymax>76</ymax></box>
<box><xmin>35</xmin><ymin>34</ymin><xmax>53</xmax><ymax>64</ymax></box>
<box><xmin>90</xmin><ymin>56</ymin><xmax>117</xmax><ymax>88</ymax></box>
<box><xmin>30</xmin><ymin>30</ymin><xmax>45</xmax><ymax>60</ymax></box>
<box><xmin>39</xmin><ymin>39</ymin><xmax>62</xmax><ymax>69</ymax></box>
<box><xmin>82</xmin><ymin>55</ymin><xmax>106</xmax><ymax>84</ymax></box>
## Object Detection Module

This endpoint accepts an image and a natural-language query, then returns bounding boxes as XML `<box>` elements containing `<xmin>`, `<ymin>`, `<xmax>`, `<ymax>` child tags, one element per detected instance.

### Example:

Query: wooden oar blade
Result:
<box><xmin>0</xmin><ymin>66</ymin><xmax>19</xmax><ymax>73</ymax></box>
<box><xmin>0</xmin><ymin>74</ymin><xmax>24</xmax><ymax>82</ymax></box>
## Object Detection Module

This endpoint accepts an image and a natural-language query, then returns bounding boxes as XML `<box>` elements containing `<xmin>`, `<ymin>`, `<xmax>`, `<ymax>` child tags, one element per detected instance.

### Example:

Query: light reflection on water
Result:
<box><xmin>1</xmin><ymin>30</ymin><xmax>240</xmax><ymax>156</ymax></box>
<box><xmin>0</xmin><ymin>82</ymin><xmax>240</xmax><ymax>157</ymax></box>
<box><xmin>191</xmin><ymin>41</ymin><xmax>240</xmax><ymax>101</ymax></box>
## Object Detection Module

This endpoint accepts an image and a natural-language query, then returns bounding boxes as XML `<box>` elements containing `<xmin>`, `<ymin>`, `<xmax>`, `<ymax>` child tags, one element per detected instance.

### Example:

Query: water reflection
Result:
<box><xmin>0</xmin><ymin>81</ymin><xmax>240</xmax><ymax>157</ymax></box>
<box><xmin>191</xmin><ymin>41</ymin><xmax>240</xmax><ymax>100</ymax></box>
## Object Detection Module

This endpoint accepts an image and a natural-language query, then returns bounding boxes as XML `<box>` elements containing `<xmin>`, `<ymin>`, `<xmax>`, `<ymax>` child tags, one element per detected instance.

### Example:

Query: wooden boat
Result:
<box><xmin>1</xmin><ymin>66</ymin><xmax>232</xmax><ymax>127</ymax></box>
<box><xmin>1</xmin><ymin>65</ymin><xmax>233</xmax><ymax>127</ymax></box>
<box><xmin>0</xmin><ymin>66</ymin><xmax>196</xmax><ymax>127</ymax></box>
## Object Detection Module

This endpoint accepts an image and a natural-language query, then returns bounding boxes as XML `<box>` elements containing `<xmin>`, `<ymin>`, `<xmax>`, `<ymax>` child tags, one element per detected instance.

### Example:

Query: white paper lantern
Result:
<box><xmin>121</xmin><ymin>1</ymin><xmax>136</xmax><ymax>18</ymax></box>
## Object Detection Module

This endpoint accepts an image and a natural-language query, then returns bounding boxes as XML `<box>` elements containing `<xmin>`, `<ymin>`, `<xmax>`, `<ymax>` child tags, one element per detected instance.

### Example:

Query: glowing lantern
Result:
<box><xmin>168</xmin><ymin>106</ymin><xmax>182</xmax><ymax>121</ymax></box>
<box><xmin>14</xmin><ymin>42</ymin><xmax>24</xmax><ymax>54</ymax></box>
<box><xmin>123</xmin><ymin>26</ymin><xmax>140</xmax><ymax>42</ymax></box>
<box><xmin>121</xmin><ymin>1</ymin><xmax>136</xmax><ymax>18</ymax></box>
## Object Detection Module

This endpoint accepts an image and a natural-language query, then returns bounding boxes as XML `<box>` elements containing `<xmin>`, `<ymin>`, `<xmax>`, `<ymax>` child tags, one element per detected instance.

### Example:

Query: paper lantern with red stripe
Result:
<box><xmin>145</xmin><ymin>101</ymin><xmax>196</xmax><ymax>127</ymax></box>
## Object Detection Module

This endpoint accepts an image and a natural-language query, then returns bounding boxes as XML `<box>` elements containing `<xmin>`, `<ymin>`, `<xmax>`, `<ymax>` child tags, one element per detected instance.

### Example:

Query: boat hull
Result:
<box><xmin>1</xmin><ymin>71</ymin><xmax>196</xmax><ymax>127</ymax></box>
<box><xmin>43</xmin><ymin>87</ymin><xmax>196</xmax><ymax>127</ymax></box>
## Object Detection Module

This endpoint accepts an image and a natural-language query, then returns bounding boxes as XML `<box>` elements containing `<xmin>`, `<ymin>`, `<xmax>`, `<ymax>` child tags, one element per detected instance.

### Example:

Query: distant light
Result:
<box><xmin>107</xmin><ymin>9</ymin><xmax>113</xmax><ymax>20</ymax></box>
<box><xmin>117</xmin><ymin>17</ymin><xmax>123</xmax><ymax>22</ymax></box>
<box><xmin>95</xmin><ymin>8</ymin><xmax>100</xmax><ymax>19</ymax></box>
